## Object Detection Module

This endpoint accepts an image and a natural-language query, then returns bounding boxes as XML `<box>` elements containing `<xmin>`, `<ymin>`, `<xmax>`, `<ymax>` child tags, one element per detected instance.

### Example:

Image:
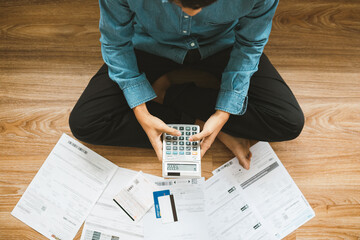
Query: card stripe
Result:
<box><xmin>169</xmin><ymin>194</ymin><xmax>178</xmax><ymax>222</ymax></box>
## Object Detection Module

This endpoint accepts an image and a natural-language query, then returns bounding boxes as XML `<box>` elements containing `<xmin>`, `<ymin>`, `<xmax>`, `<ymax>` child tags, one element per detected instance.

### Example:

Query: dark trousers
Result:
<box><xmin>69</xmin><ymin>48</ymin><xmax>304</xmax><ymax>148</ymax></box>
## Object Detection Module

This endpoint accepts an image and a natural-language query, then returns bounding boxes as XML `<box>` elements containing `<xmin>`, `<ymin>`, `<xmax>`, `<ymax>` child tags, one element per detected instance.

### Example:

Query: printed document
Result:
<box><xmin>205</xmin><ymin>168</ymin><xmax>276</xmax><ymax>240</ymax></box>
<box><xmin>143</xmin><ymin>178</ymin><xmax>209</xmax><ymax>240</ymax></box>
<box><xmin>80</xmin><ymin>168</ymin><xmax>162</xmax><ymax>240</ymax></box>
<box><xmin>11</xmin><ymin>133</ymin><xmax>118</xmax><ymax>240</ymax></box>
<box><xmin>113</xmin><ymin>171</ymin><xmax>158</xmax><ymax>222</ymax></box>
<box><xmin>213</xmin><ymin>141</ymin><xmax>315</xmax><ymax>239</ymax></box>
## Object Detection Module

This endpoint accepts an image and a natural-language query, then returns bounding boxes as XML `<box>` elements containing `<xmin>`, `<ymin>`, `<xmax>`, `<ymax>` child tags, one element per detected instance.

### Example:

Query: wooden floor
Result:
<box><xmin>1</xmin><ymin>0</ymin><xmax>360</xmax><ymax>239</ymax></box>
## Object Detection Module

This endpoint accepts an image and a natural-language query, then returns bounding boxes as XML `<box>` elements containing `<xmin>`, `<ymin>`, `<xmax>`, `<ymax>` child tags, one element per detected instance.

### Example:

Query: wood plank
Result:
<box><xmin>1</xmin><ymin>0</ymin><xmax>360</xmax><ymax>239</ymax></box>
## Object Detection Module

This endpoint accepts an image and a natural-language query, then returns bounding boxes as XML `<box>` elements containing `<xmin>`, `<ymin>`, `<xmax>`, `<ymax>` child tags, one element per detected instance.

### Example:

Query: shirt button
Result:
<box><xmin>190</xmin><ymin>42</ymin><xmax>195</xmax><ymax>47</ymax></box>
<box><xmin>184</xmin><ymin>15</ymin><xmax>189</xmax><ymax>18</ymax></box>
<box><xmin>183</xmin><ymin>30</ymin><xmax>187</xmax><ymax>34</ymax></box>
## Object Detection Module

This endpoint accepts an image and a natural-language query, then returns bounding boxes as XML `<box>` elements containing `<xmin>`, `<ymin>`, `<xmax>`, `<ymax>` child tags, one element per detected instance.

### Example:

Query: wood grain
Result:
<box><xmin>1</xmin><ymin>0</ymin><xmax>360</xmax><ymax>239</ymax></box>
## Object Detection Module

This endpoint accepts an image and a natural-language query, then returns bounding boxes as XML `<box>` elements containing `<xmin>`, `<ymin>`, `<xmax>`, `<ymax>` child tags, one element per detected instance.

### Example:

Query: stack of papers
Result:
<box><xmin>81</xmin><ymin>169</ymin><xmax>161</xmax><ymax>240</ymax></box>
<box><xmin>12</xmin><ymin>134</ymin><xmax>315</xmax><ymax>240</ymax></box>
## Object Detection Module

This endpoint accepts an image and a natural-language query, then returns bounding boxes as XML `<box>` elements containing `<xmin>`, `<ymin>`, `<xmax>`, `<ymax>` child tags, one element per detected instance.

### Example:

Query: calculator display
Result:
<box><xmin>167</xmin><ymin>164</ymin><xmax>197</xmax><ymax>172</ymax></box>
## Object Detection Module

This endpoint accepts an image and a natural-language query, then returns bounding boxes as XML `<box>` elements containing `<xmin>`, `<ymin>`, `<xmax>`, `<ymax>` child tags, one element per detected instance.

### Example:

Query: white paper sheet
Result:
<box><xmin>80</xmin><ymin>168</ymin><xmax>162</xmax><ymax>240</ymax></box>
<box><xmin>143</xmin><ymin>178</ymin><xmax>209</xmax><ymax>240</ymax></box>
<box><xmin>213</xmin><ymin>141</ymin><xmax>315</xmax><ymax>239</ymax></box>
<box><xmin>11</xmin><ymin>133</ymin><xmax>118</xmax><ymax>240</ymax></box>
<box><xmin>205</xmin><ymin>167</ymin><xmax>276</xmax><ymax>240</ymax></box>
<box><xmin>113</xmin><ymin>171</ymin><xmax>158</xmax><ymax>222</ymax></box>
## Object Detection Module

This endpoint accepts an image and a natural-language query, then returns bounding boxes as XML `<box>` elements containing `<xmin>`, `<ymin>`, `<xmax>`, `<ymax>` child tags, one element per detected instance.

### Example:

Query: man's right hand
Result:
<box><xmin>133</xmin><ymin>103</ymin><xmax>181</xmax><ymax>161</ymax></box>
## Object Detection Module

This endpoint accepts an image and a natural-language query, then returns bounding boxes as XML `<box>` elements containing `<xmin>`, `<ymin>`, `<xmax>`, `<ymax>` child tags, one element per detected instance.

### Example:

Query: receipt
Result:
<box><xmin>113</xmin><ymin>171</ymin><xmax>158</xmax><ymax>222</ymax></box>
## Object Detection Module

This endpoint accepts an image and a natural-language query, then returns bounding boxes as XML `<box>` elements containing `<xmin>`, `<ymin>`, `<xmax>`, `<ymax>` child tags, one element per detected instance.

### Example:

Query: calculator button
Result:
<box><xmin>192</xmin><ymin>132</ymin><xmax>197</xmax><ymax>135</ymax></box>
<box><xmin>192</xmin><ymin>127</ymin><xmax>197</xmax><ymax>131</ymax></box>
<box><xmin>166</xmin><ymin>142</ymin><xmax>171</xmax><ymax>145</ymax></box>
<box><xmin>186</xmin><ymin>132</ymin><xmax>191</xmax><ymax>136</ymax></box>
<box><xmin>180</xmin><ymin>152</ymin><xmax>184</xmax><ymax>155</ymax></box>
<box><xmin>179</xmin><ymin>127</ymin><xmax>184</xmax><ymax>130</ymax></box>
<box><xmin>181</xmin><ymin>132</ymin><xmax>184</xmax><ymax>135</ymax></box>
<box><xmin>186</xmin><ymin>137</ymin><xmax>189</xmax><ymax>140</ymax></box>
<box><xmin>186</xmin><ymin>142</ymin><xmax>191</xmax><ymax>146</ymax></box>
<box><xmin>172</xmin><ymin>136</ymin><xmax>178</xmax><ymax>140</ymax></box>
<box><xmin>192</xmin><ymin>142</ymin><xmax>197</xmax><ymax>145</ymax></box>
<box><xmin>193</xmin><ymin>147</ymin><xmax>197</xmax><ymax>151</ymax></box>
<box><xmin>173</xmin><ymin>142</ymin><xmax>178</xmax><ymax>145</ymax></box>
<box><xmin>166</xmin><ymin>151</ymin><xmax>171</xmax><ymax>155</ymax></box>
<box><xmin>173</xmin><ymin>146</ymin><xmax>178</xmax><ymax>150</ymax></box>
<box><xmin>166</xmin><ymin>136</ymin><xmax>171</xmax><ymax>140</ymax></box>
<box><xmin>180</xmin><ymin>147</ymin><xmax>184</xmax><ymax>150</ymax></box>
<box><xmin>186</xmin><ymin>127</ymin><xmax>191</xmax><ymax>131</ymax></box>
<box><xmin>179</xmin><ymin>142</ymin><xmax>184</xmax><ymax>145</ymax></box>
<box><xmin>186</xmin><ymin>147</ymin><xmax>191</xmax><ymax>151</ymax></box>
<box><xmin>166</xmin><ymin>146</ymin><xmax>171</xmax><ymax>150</ymax></box>
<box><xmin>186</xmin><ymin>152</ymin><xmax>191</xmax><ymax>155</ymax></box>
<box><xmin>173</xmin><ymin>151</ymin><xmax>178</xmax><ymax>155</ymax></box>
<box><xmin>179</xmin><ymin>136</ymin><xmax>184</xmax><ymax>140</ymax></box>
<box><xmin>173</xmin><ymin>126</ymin><xmax>178</xmax><ymax>130</ymax></box>
<box><xmin>192</xmin><ymin>152</ymin><xmax>198</xmax><ymax>155</ymax></box>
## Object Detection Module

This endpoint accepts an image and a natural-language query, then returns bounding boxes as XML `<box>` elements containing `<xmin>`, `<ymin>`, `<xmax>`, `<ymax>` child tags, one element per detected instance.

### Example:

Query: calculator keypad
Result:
<box><xmin>164</xmin><ymin>125</ymin><xmax>200</xmax><ymax>157</ymax></box>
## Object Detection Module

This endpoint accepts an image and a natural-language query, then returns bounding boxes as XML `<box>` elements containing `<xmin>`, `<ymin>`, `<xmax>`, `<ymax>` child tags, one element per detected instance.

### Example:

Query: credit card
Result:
<box><xmin>158</xmin><ymin>194</ymin><xmax>178</xmax><ymax>223</ymax></box>
<box><xmin>153</xmin><ymin>190</ymin><xmax>170</xmax><ymax>218</ymax></box>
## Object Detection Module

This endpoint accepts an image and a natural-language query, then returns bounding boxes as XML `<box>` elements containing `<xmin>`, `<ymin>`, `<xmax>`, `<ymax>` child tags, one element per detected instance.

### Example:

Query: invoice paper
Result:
<box><xmin>205</xmin><ymin>167</ymin><xmax>276</xmax><ymax>240</ymax></box>
<box><xmin>213</xmin><ymin>142</ymin><xmax>315</xmax><ymax>239</ymax></box>
<box><xmin>11</xmin><ymin>133</ymin><xmax>118</xmax><ymax>240</ymax></box>
<box><xmin>143</xmin><ymin>178</ymin><xmax>210</xmax><ymax>240</ymax></box>
<box><xmin>113</xmin><ymin>171</ymin><xmax>158</xmax><ymax>222</ymax></box>
<box><xmin>80</xmin><ymin>168</ymin><xmax>162</xmax><ymax>240</ymax></box>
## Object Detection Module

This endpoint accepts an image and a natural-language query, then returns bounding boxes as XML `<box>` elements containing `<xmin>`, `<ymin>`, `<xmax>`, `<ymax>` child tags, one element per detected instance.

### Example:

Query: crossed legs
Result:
<box><xmin>69</xmin><ymin>49</ymin><xmax>304</xmax><ymax>168</ymax></box>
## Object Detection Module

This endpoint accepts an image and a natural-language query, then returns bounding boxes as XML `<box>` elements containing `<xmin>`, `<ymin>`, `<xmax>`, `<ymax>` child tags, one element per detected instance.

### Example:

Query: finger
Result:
<box><xmin>161</xmin><ymin>125</ymin><xmax>181</xmax><ymax>136</ymax></box>
<box><xmin>152</xmin><ymin>138</ymin><xmax>163</xmax><ymax>162</ymax></box>
<box><xmin>200</xmin><ymin>148</ymin><xmax>207</xmax><ymax>158</ymax></box>
<box><xmin>190</xmin><ymin>129</ymin><xmax>211</xmax><ymax>142</ymax></box>
<box><xmin>200</xmin><ymin>136</ymin><xmax>215</xmax><ymax>158</ymax></box>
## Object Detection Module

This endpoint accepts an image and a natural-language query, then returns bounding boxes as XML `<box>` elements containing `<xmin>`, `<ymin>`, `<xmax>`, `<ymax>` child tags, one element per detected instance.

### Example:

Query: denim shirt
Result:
<box><xmin>99</xmin><ymin>0</ymin><xmax>278</xmax><ymax>115</ymax></box>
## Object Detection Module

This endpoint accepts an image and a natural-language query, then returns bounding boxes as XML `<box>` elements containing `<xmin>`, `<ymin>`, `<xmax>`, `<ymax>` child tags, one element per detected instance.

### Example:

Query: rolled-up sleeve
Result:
<box><xmin>215</xmin><ymin>0</ymin><xmax>279</xmax><ymax>115</ymax></box>
<box><xmin>99</xmin><ymin>0</ymin><xmax>156</xmax><ymax>109</ymax></box>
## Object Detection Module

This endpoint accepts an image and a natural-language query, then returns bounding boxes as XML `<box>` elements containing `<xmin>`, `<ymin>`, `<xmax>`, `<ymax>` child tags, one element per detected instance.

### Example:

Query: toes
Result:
<box><xmin>246</xmin><ymin>151</ymin><xmax>252</xmax><ymax>161</ymax></box>
<box><xmin>243</xmin><ymin>159</ymin><xmax>250</xmax><ymax>170</ymax></box>
<box><xmin>238</xmin><ymin>150</ymin><xmax>252</xmax><ymax>170</ymax></box>
<box><xmin>238</xmin><ymin>156</ymin><xmax>250</xmax><ymax>170</ymax></box>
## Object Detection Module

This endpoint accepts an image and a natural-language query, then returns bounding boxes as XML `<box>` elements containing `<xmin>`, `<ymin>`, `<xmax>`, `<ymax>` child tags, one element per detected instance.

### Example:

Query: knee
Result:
<box><xmin>68</xmin><ymin>107</ymin><xmax>89</xmax><ymax>141</ymax></box>
<box><xmin>280</xmin><ymin>107</ymin><xmax>305</xmax><ymax>141</ymax></box>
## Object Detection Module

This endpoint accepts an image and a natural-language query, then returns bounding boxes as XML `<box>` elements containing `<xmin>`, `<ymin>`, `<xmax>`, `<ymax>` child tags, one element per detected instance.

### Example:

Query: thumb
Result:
<box><xmin>162</xmin><ymin>125</ymin><xmax>181</xmax><ymax>136</ymax></box>
<box><xmin>190</xmin><ymin>129</ymin><xmax>210</xmax><ymax>142</ymax></box>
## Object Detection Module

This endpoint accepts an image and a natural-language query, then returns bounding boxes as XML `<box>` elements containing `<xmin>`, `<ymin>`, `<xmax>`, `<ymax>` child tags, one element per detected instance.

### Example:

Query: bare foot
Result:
<box><xmin>217</xmin><ymin>131</ymin><xmax>252</xmax><ymax>170</ymax></box>
<box><xmin>194</xmin><ymin>119</ymin><xmax>252</xmax><ymax>169</ymax></box>
<box><xmin>152</xmin><ymin>74</ymin><xmax>171</xmax><ymax>104</ymax></box>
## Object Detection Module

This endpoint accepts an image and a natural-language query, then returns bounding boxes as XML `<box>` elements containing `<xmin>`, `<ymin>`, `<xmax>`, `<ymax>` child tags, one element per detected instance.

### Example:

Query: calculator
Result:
<box><xmin>162</xmin><ymin>124</ymin><xmax>201</xmax><ymax>178</ymax></box>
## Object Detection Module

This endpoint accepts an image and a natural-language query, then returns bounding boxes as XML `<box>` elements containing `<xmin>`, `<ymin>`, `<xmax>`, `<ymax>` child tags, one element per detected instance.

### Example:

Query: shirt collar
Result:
<box><xmin>162</xmin><ymin>0</ymin><xmax>169</xmax><ymax>3</ymax></box>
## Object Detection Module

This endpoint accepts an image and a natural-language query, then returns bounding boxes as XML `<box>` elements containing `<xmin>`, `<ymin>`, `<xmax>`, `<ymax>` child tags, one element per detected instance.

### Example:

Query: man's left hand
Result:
<box><xmin>189</xmin><ymin>110</ymin><xmax>230</xmax><ymax>157</ymax></box>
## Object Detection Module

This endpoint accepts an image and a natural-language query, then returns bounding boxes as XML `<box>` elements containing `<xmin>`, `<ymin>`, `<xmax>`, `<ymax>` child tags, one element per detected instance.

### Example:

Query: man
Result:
<box><xmin>69</xmin><ymin>0</ymin><xmax>304</xmax><ymax>169</ymax></box>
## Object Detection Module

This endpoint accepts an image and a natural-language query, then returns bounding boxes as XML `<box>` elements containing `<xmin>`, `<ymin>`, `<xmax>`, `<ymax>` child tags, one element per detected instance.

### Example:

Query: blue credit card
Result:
<box><xmin>153</xmin><ymin>190</ymin><xmax>170</xmax><ymax>218</ymax></box>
